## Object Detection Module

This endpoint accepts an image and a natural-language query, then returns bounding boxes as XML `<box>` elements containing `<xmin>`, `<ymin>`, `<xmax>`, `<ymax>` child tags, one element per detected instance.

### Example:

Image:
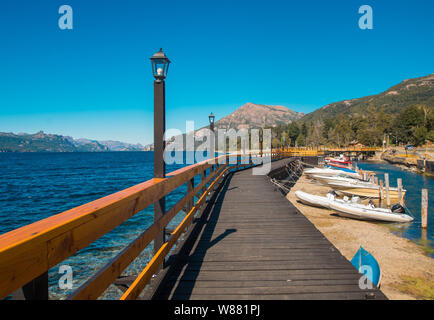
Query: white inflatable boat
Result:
<box><xmin>304</xmin><ymin>167</ymin><xmax>361</xmax><ymax>179</ymax></box>
<box><xmin>311</xmin><ymin>174</ymin><xmax>370</xmax><ymax>186</ymax></box>
<box><xmin>294</xmin><ymin>190</ymin><xmax>413</xmax><ymax>223</ymax></box>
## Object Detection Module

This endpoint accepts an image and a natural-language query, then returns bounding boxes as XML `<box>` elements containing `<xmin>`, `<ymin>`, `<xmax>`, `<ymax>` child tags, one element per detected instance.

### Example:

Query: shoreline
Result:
<box><xmin>286</xmin><ymin>174</ymin><xmax>434</xmax><ymax>300</ymax></box>
<box><xmin>365</xmin><ymin>157</ymin><xmax>434</xmax><ymax>179</ymax></box>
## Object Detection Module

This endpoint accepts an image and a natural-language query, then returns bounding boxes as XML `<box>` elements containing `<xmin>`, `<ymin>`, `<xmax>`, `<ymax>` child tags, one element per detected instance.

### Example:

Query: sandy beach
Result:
<box><xmin>286</xmin><ymin>174</ymin><xmax>434</xmax><ymax>300</ymax></box>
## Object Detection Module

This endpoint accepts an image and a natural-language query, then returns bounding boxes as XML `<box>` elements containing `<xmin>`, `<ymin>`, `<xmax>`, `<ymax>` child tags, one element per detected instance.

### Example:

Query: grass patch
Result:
<box><xmin>416</xmin><ymin>238</ymin><xmax>434</xmax><ymax>256</ymax></box>
<box><xmin>392</xmin><ymin>275</ymin><xmax>434</xmax><ymax>300</ymax></box>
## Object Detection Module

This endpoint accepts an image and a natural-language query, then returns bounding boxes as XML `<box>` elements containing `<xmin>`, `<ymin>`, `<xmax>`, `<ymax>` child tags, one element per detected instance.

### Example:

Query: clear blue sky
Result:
<box><xmin>1</xmin><ymin>0</ymin><xmax>433</xmax><ymax>144</ymax></box>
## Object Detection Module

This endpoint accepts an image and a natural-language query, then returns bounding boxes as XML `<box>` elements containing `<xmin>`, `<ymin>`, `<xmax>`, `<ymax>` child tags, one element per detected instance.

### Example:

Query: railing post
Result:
<box><xmin>201</xmin><ymin>170</ymin><xmax>206</xmax><ymax>198</ymax></box>
<box><xmin>12</xmin><ymin>271</ymin><xmax>48</xmax><ymax>300</ymax></box>
<box><xmin>186</xmin><ymin>177</ymin><xmax>195</xmax><ymax>222</ymax></box>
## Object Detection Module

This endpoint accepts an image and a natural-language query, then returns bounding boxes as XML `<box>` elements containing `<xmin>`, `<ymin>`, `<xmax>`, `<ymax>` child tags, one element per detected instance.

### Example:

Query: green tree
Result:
<box><xmin>272</xmin><ymin>138</ymin><xmax>281</xmax><ymax>148</ymax></box>
<box><xmin>287</xmin><ymin>122</ymin><xmax>300</xmax><ymax>147</ymax></box>
<box><xmin>412</xmin><ymin>126</ymin><xmax>427</xmax><ymax>146</ymax></box>
<box><xmin>392</xmin><ymin>105</ymin><xmax>426</xmax><ymax>144</ymax></box>
<box><xmin>296</xmin><ymin>134</ymin><xmax>306</xmax><ymax>146</ymax></box>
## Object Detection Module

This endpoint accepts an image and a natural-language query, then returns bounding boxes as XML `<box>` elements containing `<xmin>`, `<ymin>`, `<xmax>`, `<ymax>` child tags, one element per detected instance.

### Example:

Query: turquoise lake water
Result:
<box><xmin>0</xmin><ymin>152</ymin><xmax>203</xmax><ymax>299</ymax></box>
<box><xmin>357</xmin><ymin>161</ymin><xmax>433</xmax><ymax>258</ymax></box>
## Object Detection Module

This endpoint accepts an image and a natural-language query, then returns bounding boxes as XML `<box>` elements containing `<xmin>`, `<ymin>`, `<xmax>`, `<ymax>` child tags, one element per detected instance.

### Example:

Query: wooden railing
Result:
<box><xmin>325</xmin><ymin>147</ymin><xmax>381</xmax><ymax>152</ymax></box>
<box><xmin>274</xmin><ymin>146</ymin><xmax>380</xmax><ymax>155</ymax></box>
<box><xmin>0</xmin><ymin>151</ymin><xmax>292</xmax><ymax>300</ymax></box>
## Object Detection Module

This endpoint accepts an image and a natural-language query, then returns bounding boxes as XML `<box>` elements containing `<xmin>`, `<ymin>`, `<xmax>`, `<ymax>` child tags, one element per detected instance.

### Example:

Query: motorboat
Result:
<box><xmin>294</xmin><ymin>190</ymin><xmax>413</xmax><ymax>223</ymax></box>
<box><xmin>304</xmin><ymin>167</ymin><xmax>361</xmax><ymax>179</ymax></box>
<box><xmin>327</xmin><ymin>181</ymin><xmax>406</xmax><ymax>199</ymax></box>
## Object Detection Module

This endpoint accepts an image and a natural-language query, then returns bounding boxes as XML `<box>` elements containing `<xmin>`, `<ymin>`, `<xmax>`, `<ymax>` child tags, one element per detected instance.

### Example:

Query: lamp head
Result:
<box><xmin>150</xmin><ymin>48</ymin><xmax>170</xmax><ymax>81</ymax></box>
<box><xmin>209</xmin><ymin>112</ymin><xmax>215</xmax><ymax>125</ymax></box>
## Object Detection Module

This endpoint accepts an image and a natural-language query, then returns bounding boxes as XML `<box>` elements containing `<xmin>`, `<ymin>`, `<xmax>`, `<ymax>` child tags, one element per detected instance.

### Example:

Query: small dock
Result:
<box><xmin>150</xmin><ymin>159</ymin><xmax>387</xmax><ymax>300</ymax></box>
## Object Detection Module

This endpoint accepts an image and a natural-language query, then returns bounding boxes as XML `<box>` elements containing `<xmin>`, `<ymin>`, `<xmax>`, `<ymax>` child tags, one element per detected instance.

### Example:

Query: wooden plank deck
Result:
<box><xmin>151</xmin><ymin>159</ymin><xmax>387</xmax><ymax>300</ymax></box>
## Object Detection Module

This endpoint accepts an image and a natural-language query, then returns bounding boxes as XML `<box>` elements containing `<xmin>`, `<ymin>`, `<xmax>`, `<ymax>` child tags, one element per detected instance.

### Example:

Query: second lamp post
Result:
<box><xmin>209</xmin><ymin>112</ymin><xmax>215</xmax><ymax>160</ymax></box>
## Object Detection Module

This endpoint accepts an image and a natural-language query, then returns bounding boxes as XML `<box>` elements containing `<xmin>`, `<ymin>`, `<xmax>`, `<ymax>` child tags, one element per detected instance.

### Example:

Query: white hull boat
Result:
<box><xmin>294</xmin><ymin>191</ymin><xmax>413</xmax><ymax>223</ymax></box>
<box><xmin>328</xmin><ymin>202</ymin><xmax>413</xmax><ymax>223</ymax></box>
<box><xmin>327</xmin><ymin>182</ymin><xmax>406</xmax><ymax>199</ymax></box>
<box><xmin>311</xmin><ymin>174</ymin><xmax>368</xmax><ymax>185</ymax></box>
<box><xmin>304</xmin><ymin>167</ymin><xmax>361</xmax><ymax>179</ymax></box>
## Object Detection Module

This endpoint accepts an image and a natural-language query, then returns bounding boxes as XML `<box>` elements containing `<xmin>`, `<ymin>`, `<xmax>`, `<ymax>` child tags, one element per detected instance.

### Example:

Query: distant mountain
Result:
<box><xmin>68</xmin><ymin>138</ymin><xmax>110</xmax><ymax>152</ymax></box>
<box><xmin>215</xmin><ymin>102</ymin><xmax>304</xmax><ymax>130</ymax></box>
<box><xmin>0</xmin><ymin>131</ymin><xmax>148</xmax><ymax>152</ymax></box>
<box><xmin>0</xmin><ymin>131</ymin><xmax>79</xmax><ymax>152</ymax></box>
<box><xmin>300</xmin><ymin>73</ymin><xmax>434</xmax><ymax>123</ymax></box>
<box><xmin>75</xmin><ymin>139</ymin><xmax>147</xmax><ymax>151</ymax></box>
<box><xmin>164</xmin><ymin>102</ymin><xmax>304</xmax><ymax>150</ymax></box>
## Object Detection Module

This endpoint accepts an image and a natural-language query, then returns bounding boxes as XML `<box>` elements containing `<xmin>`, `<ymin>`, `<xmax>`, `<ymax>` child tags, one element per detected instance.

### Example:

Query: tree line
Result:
<box><xmin>268</xmin><ymin>104</ymin><xmax>434</xmax><ymax>148</ymax></box>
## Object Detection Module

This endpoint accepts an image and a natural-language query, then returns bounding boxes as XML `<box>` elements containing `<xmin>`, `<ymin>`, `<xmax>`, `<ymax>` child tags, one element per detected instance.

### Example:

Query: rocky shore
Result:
<box><xmin>380</xmin><ymin>149</ymin><xmax>420</xmax><ymax>173</ymax></box>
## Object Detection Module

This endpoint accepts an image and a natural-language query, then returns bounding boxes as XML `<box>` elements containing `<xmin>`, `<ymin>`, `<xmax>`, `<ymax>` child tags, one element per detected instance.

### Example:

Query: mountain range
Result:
<box><xmin>0</xmin><ymin>131</ymin><xmax>150</xmax><ymax>152</ymax></box>
<box><xmin>1</xmin><ymin>73</ymin><xmax>432</xmax><ymax>152</ymax></box>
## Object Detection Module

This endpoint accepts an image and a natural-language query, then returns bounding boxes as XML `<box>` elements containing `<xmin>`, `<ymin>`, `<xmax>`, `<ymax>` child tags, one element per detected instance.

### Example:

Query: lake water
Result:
<box><xmin>0</xmin><ymin>152</ymin><xmax>208</xmax><ymax>299</ymax></box>
<box><xmin>1</xmin><ymin>153</ymin><xmax>432</xmax><ymax>299</ymax></box>
<box><xmin>357</xmin><ymin>161</ymin><xmax>433</xmax><ymax>258</ymax></box>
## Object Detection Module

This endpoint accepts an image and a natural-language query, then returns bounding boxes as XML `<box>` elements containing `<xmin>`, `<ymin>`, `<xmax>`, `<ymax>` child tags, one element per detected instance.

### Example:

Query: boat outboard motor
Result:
<box><xmin>391</xmin><ymin>204</ymin><xmax>405</xmax><ymax>214</ymax></box>
<box><xmin>326</xmin><ymin>192</ymin><xmax>336</xmax><ymax>201</ymax></box>
<box><xmin>328</xmin><ymin>190</ymin><xmax>339</xmax><ymax>197</ymax></box>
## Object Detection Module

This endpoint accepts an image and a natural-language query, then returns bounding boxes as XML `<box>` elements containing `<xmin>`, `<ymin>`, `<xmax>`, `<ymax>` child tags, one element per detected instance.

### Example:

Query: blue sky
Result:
<box><xmin>0</xmin><ymin>0</ymin><xmax>433</xmax><ymax>145</ymax></box>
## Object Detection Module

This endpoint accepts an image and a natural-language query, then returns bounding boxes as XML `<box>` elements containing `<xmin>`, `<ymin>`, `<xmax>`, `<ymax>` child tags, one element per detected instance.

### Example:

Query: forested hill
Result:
<box><xmin>300</xmin><ymin>73</ymin><xmax>434</xmax><ymax>123</ymax></box>
<box><xmin>269</xmin><ymin>74</ymin><xmax>434</xmax><ymax>148</ymax></box>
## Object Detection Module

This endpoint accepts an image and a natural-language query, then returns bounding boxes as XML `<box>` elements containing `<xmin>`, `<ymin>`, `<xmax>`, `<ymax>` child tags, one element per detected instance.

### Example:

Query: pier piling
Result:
<box><xmin>379</xmin><ymin>180</ymin><xmax>384</xmax><ymax>204</ymax></box>
<box><xmin>397</xmin><ymin>178</ymin><xmax>404</xmax><ymax>206</ymax></box>
<box><xmin>385</xmin><ymin>173</ymin><xmax>391</xmax><ymax>208</ymax></box>
<box><xmin>421</xmin><ymin>189</ymin><xmax>428</xmax><ymax>229</ymax></box>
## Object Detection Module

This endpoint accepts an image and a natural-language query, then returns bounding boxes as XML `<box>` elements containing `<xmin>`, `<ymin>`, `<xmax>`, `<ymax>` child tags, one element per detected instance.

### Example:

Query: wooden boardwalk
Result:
<box><xmin>150</xmin><ymin>159</ymin><xmax>387</xmax><ymax>300</ymax></box>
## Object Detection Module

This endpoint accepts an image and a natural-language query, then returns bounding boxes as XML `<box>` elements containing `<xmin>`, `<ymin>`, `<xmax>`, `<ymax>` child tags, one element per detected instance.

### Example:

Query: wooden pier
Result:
<box><xmin>149</xmin><ymin>159</ymin><xmax>386</xmax><ymax>300</ymax></box>
<box><xmin>0</xmin><ymin>152</ymin><xmax>386</xmax><ymax>300</ymax></box>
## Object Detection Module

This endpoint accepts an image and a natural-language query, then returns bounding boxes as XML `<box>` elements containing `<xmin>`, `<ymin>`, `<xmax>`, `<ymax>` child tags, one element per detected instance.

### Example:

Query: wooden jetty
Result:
<box><xmin>149</xmin><ymin>159</ymin><xmax>386</xmax><ymax>300</ymax></box>
<box><xmin>0</xmin><ymin>152</ymin><xmax>386</xmax><ymax>300</ymax></box>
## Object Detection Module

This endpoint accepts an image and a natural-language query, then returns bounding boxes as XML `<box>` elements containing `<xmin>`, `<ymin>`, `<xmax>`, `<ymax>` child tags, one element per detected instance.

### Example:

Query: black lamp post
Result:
<box><xmin>150</xmin><ymin>48</ymin><xmax>170</xmax><ymax>254</ymax></box>
<box><xmin>259</xmin><ymin>129</ymin><xmax>263</xmax><ymax>157</ymax></box>
<box><xmin>209</xmin><ymin>113</ymin><xmax>215</xmax><ymax>159</ymax></box>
